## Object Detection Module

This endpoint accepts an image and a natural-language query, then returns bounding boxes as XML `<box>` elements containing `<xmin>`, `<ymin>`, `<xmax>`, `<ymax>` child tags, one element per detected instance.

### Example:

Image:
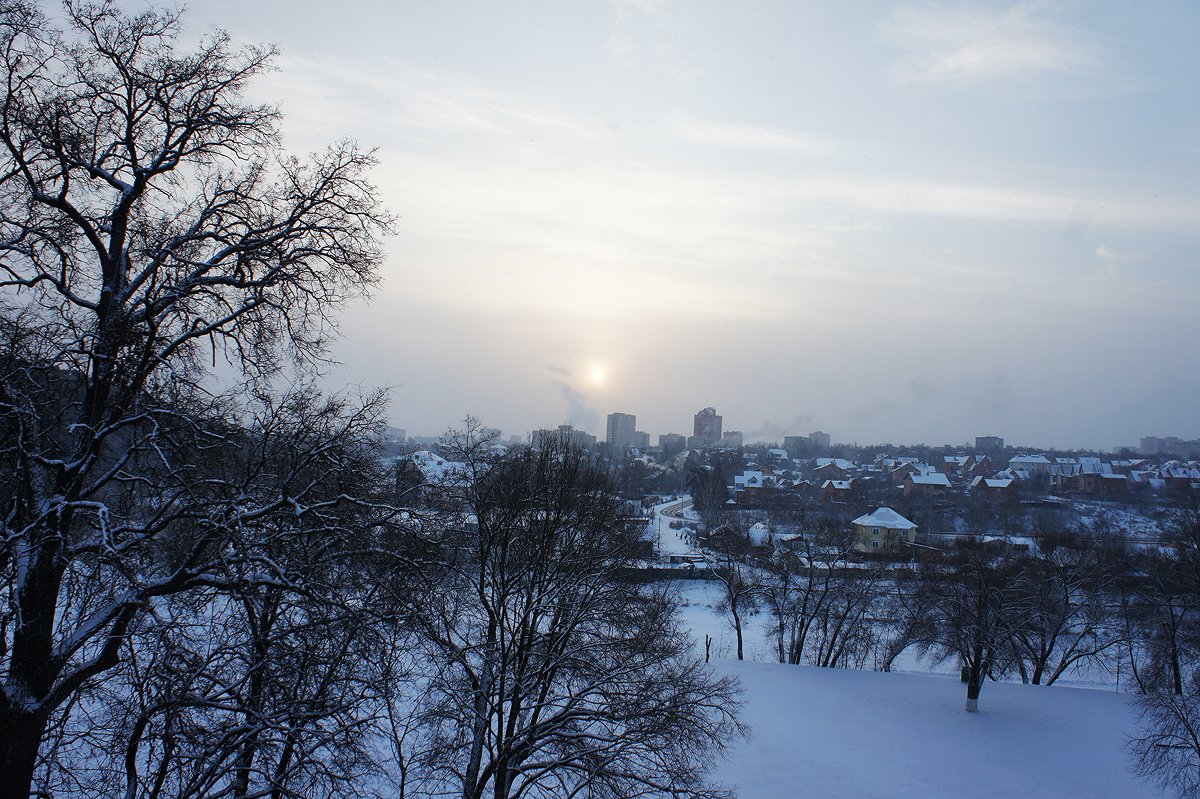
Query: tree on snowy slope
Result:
<box><xmin>909</xmin><ymin>544</ymin><xmax>1031</xmax><ymax>712</ymax></box>
<box><xmin>1129</xmin><ymin>672</ymin><xmax>1200</xmax><ymax>799</ymax></box>
<box><xmin>1007</xmin><ymin>543</ymin><xmax>1122</xmax><ymax>686</ymax></box>
<box><xmin>761</xmin><ymin>532</ymin><xmax>884</xmax><ymax>669</ymax></box>
<box><xmin>0</xmin><ymin>3</ymin><xmax>393</xmax><ymax>796</ymax></box>
<box><xmin>402</xmin><ymin>434</ymin><xmax>745</xmax><ymax>799</ymax></box>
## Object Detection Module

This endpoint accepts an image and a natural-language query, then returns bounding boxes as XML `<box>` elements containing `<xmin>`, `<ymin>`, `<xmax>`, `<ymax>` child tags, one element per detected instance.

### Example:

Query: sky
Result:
<box><xmin>178</xmin><ymin>0</ymin><xmax>1199</xmax><ymax>451</ymax></box>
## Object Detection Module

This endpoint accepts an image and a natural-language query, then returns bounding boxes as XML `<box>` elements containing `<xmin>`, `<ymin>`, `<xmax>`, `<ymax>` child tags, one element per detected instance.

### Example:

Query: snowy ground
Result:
<box><xmin>1071</xmin><ymin>499</ymin><xmax>1163</xmax><ymax>540</ymax></box>
<box><xmin>708</xmin><ymin>660</ymin><xmax>1159</xmax><ymax>799</ymax></box>
<box><xmin>673</xmin><ymin>581</ymin><xmax>1163</xmax><ymax>798</ymax></box>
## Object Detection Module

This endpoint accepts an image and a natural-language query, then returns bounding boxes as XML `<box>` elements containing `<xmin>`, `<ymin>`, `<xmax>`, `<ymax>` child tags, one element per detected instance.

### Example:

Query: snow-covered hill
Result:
<box><xmin>707</xmin><ymin>659</ymin><xmax>1159</xmax><ymax>798</ymax></box>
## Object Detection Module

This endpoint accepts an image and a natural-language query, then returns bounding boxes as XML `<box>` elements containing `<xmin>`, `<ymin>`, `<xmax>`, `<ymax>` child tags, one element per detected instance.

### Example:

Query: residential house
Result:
<box><xmin>941</xmin><ymin>455</ymin><xmax>969</xmax><ymax>474</ymax></box>
<box><xmin>970</xmin><ymin>476</ymin><xmax>1016</xmax><ymax>504</ymax></box>
<box><xmin>964</xmin><ymin>454</ymin><xmax>993</xmax><ymax>479</ymax></box>
<box><xmin>903</xmin><ymin>471</ymin><xmax>951</xmax><ymax>500</ymax></box>
<box><xmin>814</xmin><ymin>461</ymin><xmax>850</xmax><ymax>481</ymax></box>
<box><xmin>851</xmin><ymin>507</ymin><xmax>918</xmax><ymax>553</ymax></box>
<box><xmin>1008</xmin><ymin>454</ymin><xmax>1053</xmax><ymax>475</ymax></box>
<box><xmin>821</xmin><ymin>479</ymin><xmax>853</xmax><ymax>503</ymax></box>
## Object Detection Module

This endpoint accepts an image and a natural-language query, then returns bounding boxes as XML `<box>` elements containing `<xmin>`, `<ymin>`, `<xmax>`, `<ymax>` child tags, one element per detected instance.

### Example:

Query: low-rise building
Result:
<box><xmin>851</xmin><ymin>507</ymin><xmax>918</xmax><ymax>552</ymax></box>
<box><xmin>903</xmin><ymin>471</ymin><xmax>951</xmax><ymax>499</ymax></box>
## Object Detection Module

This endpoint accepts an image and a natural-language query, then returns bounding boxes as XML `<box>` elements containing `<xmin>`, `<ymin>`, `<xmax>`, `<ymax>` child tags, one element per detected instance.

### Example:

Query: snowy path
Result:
<box><xmin>651</xmin><ymin>496</ymin><xmax>702</xmax><ymax>557</ymax></box>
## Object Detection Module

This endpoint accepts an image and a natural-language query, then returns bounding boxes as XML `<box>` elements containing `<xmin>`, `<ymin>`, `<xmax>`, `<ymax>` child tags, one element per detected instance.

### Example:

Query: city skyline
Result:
<box><xmin>176</xmin><ymin>0</ymin><xmax>1200</xmax><ymax>451</ymax></box>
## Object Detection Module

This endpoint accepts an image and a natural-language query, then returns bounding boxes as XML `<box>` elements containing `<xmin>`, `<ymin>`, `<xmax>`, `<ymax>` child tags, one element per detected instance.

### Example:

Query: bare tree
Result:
<box><xmin>706</xmin><ymin>537</ymin><xmax>760</xmax><ymax>662</ymax></box>
<box><xmin>1123</xmin><ymin>552</ymin><xmax>1200</xmax><ymax>697</ymax></box>
<box><xmin>760</xmin><ymin>531</ymin><xmax>880</xmax><ymax>669</ymax></box>
<box><xmin>0</xmin><ymin>3</ymin><xmax>393</xmax><ymax>796</ymax></box>
<box><xmin>1008</xmin><ymin>545</ymin><xmax>1121</xmax><ymax>686</ymax></box>
<box><xmin>402</xmin><ymin>435</ymin><xmax>744</xmax><ymax>799</ymax></box>
<box><xmin>1129</xmin><ymin>675</ymin><xmax>1200</xmax><ymax>799</ymax></box>
<box><xmin>910</xmin><ymin>544</ymin><xmax>1030</xmax><ymax>712</ymax></box>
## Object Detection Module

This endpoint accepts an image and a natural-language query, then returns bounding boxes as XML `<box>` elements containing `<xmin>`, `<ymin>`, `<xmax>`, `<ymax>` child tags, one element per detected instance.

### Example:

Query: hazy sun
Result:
<box><xmin>588</xmin><ymin>363</ymin><xmax>607</xmax><ymax>385</ymax></box>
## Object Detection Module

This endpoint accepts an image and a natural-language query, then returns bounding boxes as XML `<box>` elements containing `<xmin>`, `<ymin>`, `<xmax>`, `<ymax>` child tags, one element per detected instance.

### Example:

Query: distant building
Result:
<box><xmin>532</xmin><ymin>424</ymin><xmax>596</xmax><ymax>450</ymax></box>
<box><xmin>975</xmin><ymin>436</ymin><xmax>1004</xmax><ymax>454</ymax></box>
<box><xmin>719</xmin><ymin>430</ymin><xmax>743</xmax><ymax>449</ymax></box>
<box><xmin>606</xmin><ymin>412</ymin><xmax>638</xmax><ymax>449</ymax></box>
<box><xmin>1142</xmin><ymin>436</ymin><xmax>1200</xmax><ymax>458</ymax></box>
<box><xmin>633</xmin><ymin>431</ymin><xmax>651</xmax><ymax>449</ymax></box>
<box><xmin>809</xmin><ymin>430</ymin><xmax>831</xmax><ymax>449</ymax></box>
<box><xmin>693</xmin><ymin>407</ymin><xmax>723</xmax><ymax>447</ymax></box>
<box><xmin>659</xmin><ymin>433</ymin><xmax>687</xmax><ymax>456</ymax></box>
<box><xmin>783</xmin><ymin>435</ymin><xmax>809</xmax><ymax>454</ymax></box>
<box><xmin>1008</xmin><ymin>454</ymin><xmax>1052</xmax><ymax>476</ymax></box>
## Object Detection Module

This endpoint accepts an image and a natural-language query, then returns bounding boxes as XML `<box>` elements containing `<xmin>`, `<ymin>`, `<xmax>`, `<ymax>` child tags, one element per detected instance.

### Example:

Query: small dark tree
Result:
<box><xmin>708</xmin><ymin>545</ymin><xmax>760</xmax><ymax>662</ymax></box>
<box><xmin>687</xmin><ymin>465</ymin><xmax>728</xmax><ymax>528</ymax></box>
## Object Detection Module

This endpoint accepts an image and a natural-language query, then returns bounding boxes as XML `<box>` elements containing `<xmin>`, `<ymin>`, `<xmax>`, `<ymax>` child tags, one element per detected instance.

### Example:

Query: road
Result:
<box><xmin>651</xmin><ymin>496</ymin><xmax>700</xmax><ymax>558</ymax></box>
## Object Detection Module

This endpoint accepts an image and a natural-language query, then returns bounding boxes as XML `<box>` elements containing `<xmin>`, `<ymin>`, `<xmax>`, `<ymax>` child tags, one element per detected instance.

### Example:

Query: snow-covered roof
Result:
<box><xmin>816</xmin><ymin>458</ymin><xmax>855</xmax><ymax>471</ymax></box>
<box><xmin>749</xmin><ymin>522</ymin><xmax>771</xmax><ymax>546</ymax></box>
<box><xmin>907</xmin><ymin>472</ymin><xmax>951</xmax><ymax>487</ymax></box>
<box><xmin>407</xmin><ymin>450</ymin><xmax>471</xmax><ymax>483</ymax></box>
<box><xmin>733</xmin><ymin>470</ymin><xmax>766</xmax><ymax>488</ymax></box>
<box><xmin>1009</xmin><ymin>454</ymin><xmax>1052</xmax><ymax>466</ymax></box>
<box><xmin>822</xmin><ymin>480</ymin><xmax>852</xmax><ymax>490</ymax></box>
<box><xmin>852</xmin><ymin>507</ymin><xmax>918</xmax><ymax>530</ymax></box>
<box><xmin>971</xmin><ymin>476</ymin><xmax>1013</xmax><ymax>489</ymax></box>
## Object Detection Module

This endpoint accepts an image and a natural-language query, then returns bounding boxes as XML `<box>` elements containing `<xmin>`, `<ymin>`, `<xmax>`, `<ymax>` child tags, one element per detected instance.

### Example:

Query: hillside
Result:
<box><xmin>708</xmin><ymin>660</ymin><xmax>1160</xmax><ymax>798</ymax></box>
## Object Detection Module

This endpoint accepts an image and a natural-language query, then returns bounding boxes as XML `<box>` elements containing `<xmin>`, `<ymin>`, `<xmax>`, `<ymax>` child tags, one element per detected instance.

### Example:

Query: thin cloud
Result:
<box><xmin>1095</xmin><ymin>243</ymin><xmax>1145</xmax><ymax>275</ymax></box>
<box><xmin>667</xmin><ymin>112</ymin><xmax>830</xmax><ymax>154</ymax></box>
<box><xmin>1095</xmin><ymin>244</ymin><xmax>1144</xmax><ymax>263</ymax></box>
<box><xmin>884</xmin><ymin>1</ymin><xmax>1102</xmax><ymax>84</ymax></box>
<box><xmin>269</xmin><ymin>55</ymin><xmax>605</xmax><ymax>143</ymax></box>
<box><xmin>607</xmin><ymin>0</ymin><xmax>698</xmax><ymax>83</ymax></box>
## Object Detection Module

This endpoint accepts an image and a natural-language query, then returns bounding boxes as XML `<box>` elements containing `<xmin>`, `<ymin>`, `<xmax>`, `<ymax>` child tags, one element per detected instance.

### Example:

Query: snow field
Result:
<box><xmin>673</xmin><ymin>581</ymin><xmax>1163</xmax><ymax>798</ymax></box>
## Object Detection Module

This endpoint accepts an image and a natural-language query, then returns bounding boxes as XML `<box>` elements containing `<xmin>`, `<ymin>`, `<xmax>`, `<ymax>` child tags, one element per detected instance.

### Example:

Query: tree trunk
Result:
<box><xmin>1171</xmin><ymin>644</ymin><xmax>1184</xmax><ymax>696</ymax></box>
<box><xmin>732</xmin><ymin>607</ymin><xmax>744</xmax><ymax>661</ymax></box>
<box><xmin>965</xmin><ymin>648</ymin><xmax>985</xmax><ymax>713</ymax></box>
<box><xmin>965</xmin><ymin>677</ymin><xmax>982</xmax><ymax>713</ymax></box>
<box><xmin>0</xmin><ymin>710</ymin><xmax>44</xmax><ymax>799</ymax></box>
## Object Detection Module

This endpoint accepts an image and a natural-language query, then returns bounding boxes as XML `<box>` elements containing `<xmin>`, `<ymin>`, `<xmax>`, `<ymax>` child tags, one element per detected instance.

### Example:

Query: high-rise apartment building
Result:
<box><xmin>606</xmin><ymin>412</ymin><xmax>638</xmax><ymax>449</ymax></box>
<box><xmin>692</xmin><ymin>407</ymin><xmax>722</xmax><ymax>447</ymax></box>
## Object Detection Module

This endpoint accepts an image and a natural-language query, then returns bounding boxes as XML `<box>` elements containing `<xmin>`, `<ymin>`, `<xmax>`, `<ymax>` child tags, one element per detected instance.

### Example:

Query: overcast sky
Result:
<box><xmin>183</xmin><ymin>0</ymin><xmax>1199</xmax><ymax>451</ymax></box>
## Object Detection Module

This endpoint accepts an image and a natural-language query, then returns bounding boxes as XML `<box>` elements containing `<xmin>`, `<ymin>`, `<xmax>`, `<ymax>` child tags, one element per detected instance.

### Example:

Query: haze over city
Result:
<box><xmin>182</xmin><ymin>0</ymin><xmax>1200</xmax><ymax>450</ymax></box>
